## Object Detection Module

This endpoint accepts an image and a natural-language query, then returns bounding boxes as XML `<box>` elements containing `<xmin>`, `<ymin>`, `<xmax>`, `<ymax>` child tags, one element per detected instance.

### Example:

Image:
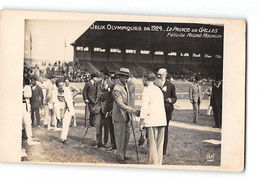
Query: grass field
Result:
<box><xmin>22</xmin><ymin>80</ymin><xmax>221</xmax><ymax>166</ymax></box>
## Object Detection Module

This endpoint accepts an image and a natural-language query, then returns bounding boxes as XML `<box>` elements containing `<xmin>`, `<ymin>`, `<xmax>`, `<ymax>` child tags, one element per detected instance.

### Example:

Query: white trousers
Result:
<box><xmin>147</xmin><ymin>126</ymin><xmax>165</xmax><ymax>165</ymax></box>
<box><xmin>22</xmin><ymin>103</ymin><xmax>32</xmax><ymax>141</ymax></box>
<box><xmin>60</xmin><ymin>109</ymin><xmax>72</xmax><ymax>141</ymax></box>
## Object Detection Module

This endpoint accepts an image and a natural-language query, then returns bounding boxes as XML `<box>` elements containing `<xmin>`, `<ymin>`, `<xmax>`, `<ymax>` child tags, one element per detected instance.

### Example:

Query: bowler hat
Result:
<box><xmin>117</xmin><ymin>68</ymin><xmax>131</xmax><ymax>77</ymax></box>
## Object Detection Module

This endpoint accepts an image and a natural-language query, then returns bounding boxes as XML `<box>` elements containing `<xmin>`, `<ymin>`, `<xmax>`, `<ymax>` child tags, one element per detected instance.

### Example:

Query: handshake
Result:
<box><xmin>134</xmin><ymin>109</ymin><xmax>141</xmax><ymax>117</ymax></box>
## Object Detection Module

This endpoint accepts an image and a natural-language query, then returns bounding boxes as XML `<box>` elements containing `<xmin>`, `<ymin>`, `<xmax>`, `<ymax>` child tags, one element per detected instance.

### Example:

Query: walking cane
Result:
<box><xmin>130</xmin><ymin>117</ymin><xmax>139</xmax><ymax>162</ymax></box>
<box><xmin>78</xmin><ymin>124</ymin><xmax>90</xmax><ymax>147</ymax></box>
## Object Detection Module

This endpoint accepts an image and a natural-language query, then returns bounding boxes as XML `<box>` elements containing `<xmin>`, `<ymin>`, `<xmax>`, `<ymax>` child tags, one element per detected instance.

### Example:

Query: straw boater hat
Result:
<box><xmin>117</xmin><ymin>68</ymin><xmax>131</xmax><ymax>77</ymax></box>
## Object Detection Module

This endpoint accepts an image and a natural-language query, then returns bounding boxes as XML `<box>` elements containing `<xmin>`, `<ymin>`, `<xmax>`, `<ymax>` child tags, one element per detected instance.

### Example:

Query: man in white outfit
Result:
<box><xmin>42</xmin><ymin>75</ymin><xmax>54</xmax><ymax>130</ymax></box>
<box><xmin>139</xmin><ymin>71</ymin><xmax>167</xmax><ymax>165</ymax></box>
<box><xmin>52</xmin><ymin>78</ymin><xmax>75</xmax><ymax>144</ymax></box>
<box><xmin>22</xmin><ymin>78</ymin><xmax>40</xmax><ymax>145</ymax></box>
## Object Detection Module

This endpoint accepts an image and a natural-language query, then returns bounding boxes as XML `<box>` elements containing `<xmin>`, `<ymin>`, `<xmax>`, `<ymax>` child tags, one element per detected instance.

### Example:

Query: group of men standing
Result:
<box><xmin>82</xmin><ymin>67</ymin><xmax>177</xmax><ymax>164</ymax></box>
<box><xmin>24</xmin><ymin>65</ymin><xmax>222</xmax><ymax>165</ymax></box>
<box><xmin>22</xmin><ymin>72</ymin><xmax>79</xmax><ymax>148</ymax></box>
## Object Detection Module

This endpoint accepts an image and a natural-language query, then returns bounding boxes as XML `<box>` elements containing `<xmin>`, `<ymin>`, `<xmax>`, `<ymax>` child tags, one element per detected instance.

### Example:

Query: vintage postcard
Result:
<box><xmin>0</xmin><ymin>10</ymin><xmax>246</xmax><ymax>171</ymax></box>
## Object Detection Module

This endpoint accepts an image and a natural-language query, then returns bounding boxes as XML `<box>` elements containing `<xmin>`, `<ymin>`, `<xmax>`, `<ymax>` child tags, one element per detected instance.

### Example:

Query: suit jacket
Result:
<box><xmin>30</xmin><ymin>85</ymin><xmax>43</xmax><ymax>109</ymax></box>
<box><xmin>160</xmin><ymin>81</ymin><xmax>177</xmax><ymax>113</ymax></box>
<box><xmin>94</xmin><ymin>79</ymin><xmax>115</xmax><ymax>114</ymax></box>
<box><xmin>128</xmin><ymin>80</ymin><xmax>135</xmax><ymax>108</ymax></box>
<box><xmin>189</xmin><ymin>83</ymin><xmax>203</xmax><ymax>103</ymax></box>
<box><xmin>112</xmin><ymin>81</ymin><xmax>134</xmax><ymax>122</ymax></box>
<box><xmin>82</xmin><ymin>80</ymin><xmax>97</xmax><ymax>105</ymax></box>
<box><xmin>210</xmin><ymin>81</ymin><xmax>222</xmax><ymax>107</ymax></box>
<box><xmin>140</xmin><ymin>84</ymin><xmax>167</xmax><ymax>127</ymax></box>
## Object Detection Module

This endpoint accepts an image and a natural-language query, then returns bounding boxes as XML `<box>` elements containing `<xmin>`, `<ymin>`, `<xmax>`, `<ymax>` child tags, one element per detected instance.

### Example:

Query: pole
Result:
<box><xmin>79</xmin><ymin>124</ymin><xmax>91</xmax><ymax>147</ymax></box>
<box><xmin>130</xmin><ymin>117</ymin><xmax>139</xmax><ymax>162</ymax></box>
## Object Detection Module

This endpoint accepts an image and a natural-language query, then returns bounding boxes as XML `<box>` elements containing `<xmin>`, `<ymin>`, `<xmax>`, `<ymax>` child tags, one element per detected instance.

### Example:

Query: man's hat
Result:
<box><xmin>110</xmin><ymin>72</ymin><xmax>119</xmax><ymax>79</ymax></box>
<box><xmin>100</xmin><ymin>67</ymin><xmax>111</xmax><ymax>75</ymax></box>
<box><xmin>91</xmin><ymin>73</ymin><xmax>99</xmax><ymax>79</ymax></box>
<box><xmin>117</xmin><ymin>68</ymin><xmax>131</xmax><ymax>77</ymax></box>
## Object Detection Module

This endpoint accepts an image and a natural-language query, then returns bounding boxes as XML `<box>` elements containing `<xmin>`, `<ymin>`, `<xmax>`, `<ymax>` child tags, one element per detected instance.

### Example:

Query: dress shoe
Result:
<box><xmin>104</xmin><ymin>143</ymin><xmax>110</xmax><ymax>148</ymax></box>
<box><xmin>116</xmin><ymin>156</ymin><xmax>127</xmax><ymax>164</ymax></box>
<box><xmin>107</xmin><ymin>146</ymin><xmax>116</xmax><ymax>151</ymax></box>
<box><xmin>93</xmin><ymin>144</ymin><xmax>103</xmax><ymax>149</ymax></box>
<box><xmin>27</xmin><ymin>140</ymin><xmax>40</xmax><ymax>146</ymax></box>
<box><xmin>62</xmin><ymin>140</ymin><xmax>67</xmax><ymax>145</ymax></box>
<box><xmin>124</xmin><ymin>156</ymin><xmax>130</xmax><ymax>160</ymax></box>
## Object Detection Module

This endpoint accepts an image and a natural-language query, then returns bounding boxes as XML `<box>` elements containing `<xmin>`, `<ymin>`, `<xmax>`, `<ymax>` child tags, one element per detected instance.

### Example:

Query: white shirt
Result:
<box><xmin>52</xmin><ymin>87</ymin><xmax>75</xmax><ymax>116</ymax></box>
<box><xmin>140</xmin><ymin>83</ymin><xmax>167</xmax><ymax>127</ymax></box>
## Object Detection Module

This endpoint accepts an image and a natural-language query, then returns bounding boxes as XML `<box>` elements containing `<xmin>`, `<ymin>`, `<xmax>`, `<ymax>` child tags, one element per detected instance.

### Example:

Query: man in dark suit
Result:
<box><xmin>30</xmin><ymin>76</ymin><xmax>44</xmax><ymax>128</ymax></box>
<box><xmin>93</xmin><ymin>67</ymin><xmax>115</xmax><ymax>149</ymax></box>
<box><xmin>82</xmin><ymin>73</ymin><xmax>98</xmax><ymax>127</ymax></box>
<box><xmin>210</xmin><ymin>75</ymin><xmax>222</xmax><ymax>128</ymax></box>
<box><xmin>156</xmin><ymin>68</ymin><xmax>177</xmax><ymax>156</ymax></box>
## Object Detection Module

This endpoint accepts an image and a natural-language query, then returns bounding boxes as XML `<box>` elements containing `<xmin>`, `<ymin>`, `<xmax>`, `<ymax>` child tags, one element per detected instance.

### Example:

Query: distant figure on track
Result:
<box><xmin>189</xmin><ymin>75</ymin><xmax>203</xmax><ymax>123</ymax></box>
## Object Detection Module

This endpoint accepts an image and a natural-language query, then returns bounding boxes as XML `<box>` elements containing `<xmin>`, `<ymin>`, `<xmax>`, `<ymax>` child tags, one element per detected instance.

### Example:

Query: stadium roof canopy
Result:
<box><xmin>72</xmin><ymin>21</ymin><xmax>224</xmax><ymax>56</ymax></box>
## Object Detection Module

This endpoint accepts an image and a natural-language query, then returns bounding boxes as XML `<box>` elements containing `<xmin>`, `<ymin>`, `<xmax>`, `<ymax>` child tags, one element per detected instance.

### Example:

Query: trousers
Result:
<box><xmin>212</xmin><ymin>105</ymin><xmax>222</xmax><ymax>128</ymax></box>
<box><xmin>60</xmin><ymin>109</ymin><xmax>72</xmax><ymax>140</ymax></box>
<box><xmin>103</xmin><ymin>116</ymin><xmax>116</xmax><ymax>148</ymax></box>
<box><xmin>163</xmin><ymin>111</ymin><xmax>172</xmax><ymax>155</ymax></box>
<box><xmin>22</xmin><ymin>103</ymin><xmax>32</xmax><ymax>141</ymax></box>
<box><xmin>31</xmin><ymin>108</ymin><xmax>41</xmax><ymax>127</ymax></box>
<box><xmin>147</xmin><ymin>126</ymin><xmax>165</xmax><ymax>165</ymax></box>
<box><xmin>192</xmin><ymin>101</ymin><xmax>200</xmax><ymax>122</ymax></box>
<box><xmin>113</xmin><ymin>121</ymin><xmax>130</xmax><ymax>160</ymax></box>
<box><xmin>95</xmin><ymin>111</ymin><xmax>108</xmax><ymax>145</ymax></box>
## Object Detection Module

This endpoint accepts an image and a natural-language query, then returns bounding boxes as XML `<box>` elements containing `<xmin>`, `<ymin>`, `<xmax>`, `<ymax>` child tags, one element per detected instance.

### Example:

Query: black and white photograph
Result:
<box><xmin>22</xmin><ymin>19</ymin><xmax>224</xmax><ymax>166</ymax></box>
<box><xmin>0</xmin><ymin>10</ymin><xmax>246</xmax><ymax>173</ymax></box>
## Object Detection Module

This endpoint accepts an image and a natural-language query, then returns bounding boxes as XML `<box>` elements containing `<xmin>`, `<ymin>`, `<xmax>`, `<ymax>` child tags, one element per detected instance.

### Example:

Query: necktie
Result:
<box><xmin>197</xmin><ymin>84</ymin><xmax>200</xmax><ymax>94</ymax></box>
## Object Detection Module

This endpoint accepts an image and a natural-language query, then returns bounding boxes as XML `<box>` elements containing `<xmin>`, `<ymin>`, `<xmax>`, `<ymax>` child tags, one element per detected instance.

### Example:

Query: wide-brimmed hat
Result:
<box><xmin>117</xmin><ymin>68</ymin><xmax>131</xmax><ymax>77</ymax></box>
<box><xmin>100</xmin><ymin>67</ymin><xmax>111</xmax><ymax>75</ymax></box>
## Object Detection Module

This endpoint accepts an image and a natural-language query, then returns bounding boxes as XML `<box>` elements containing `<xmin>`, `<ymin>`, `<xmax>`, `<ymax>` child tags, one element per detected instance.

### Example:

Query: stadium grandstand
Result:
<box><xmin>70</xmin><ymin>21</ymin><xmax>223</xmax><ymax>78</ymax></box>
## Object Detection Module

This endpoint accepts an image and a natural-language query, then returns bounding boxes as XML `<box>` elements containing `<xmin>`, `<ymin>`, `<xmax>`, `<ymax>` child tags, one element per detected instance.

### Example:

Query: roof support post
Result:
<box><xmin>122</xmin><ymin>48</ymin><xmax>126</xmax><ymax>63</ymax></box>
<box><xmin>89</xmin><ymin>46</ymin><xmax>93</xmax><ymax>61</ymax></box>
<box><xmin>106</xmin><ymin>48</ymin><xmax>110</xmax><ymax>61</ymax></box>
<box><xmin>136</xmin><ymin>49</ymin><xmax>140</xmax><ymax>73</ymax></box>
<box><xmin>165</xmin><ymin>51</ymin><xmax>168</xmax><ymax>65</ymax></box>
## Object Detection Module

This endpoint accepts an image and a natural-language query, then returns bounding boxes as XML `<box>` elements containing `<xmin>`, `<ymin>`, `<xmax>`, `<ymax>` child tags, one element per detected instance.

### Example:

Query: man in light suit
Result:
<box><xmin>112</xmin><ymin>68</ymin><xmax>140</xmax><ymax>162</ymax></box>
<box><xmin>156</xmin><ymin>68</ymin><xmax>177</xmax><ymax>156</ymax></box>
<box><xmin>189</xmin><ymin>76</ymin><xmax>203</xmax><ymax>123</ymax></box>
<box><xmin>139</xmin><ymin>71</ymin><xmax>167</xmax><ymax>165</ymax></box>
